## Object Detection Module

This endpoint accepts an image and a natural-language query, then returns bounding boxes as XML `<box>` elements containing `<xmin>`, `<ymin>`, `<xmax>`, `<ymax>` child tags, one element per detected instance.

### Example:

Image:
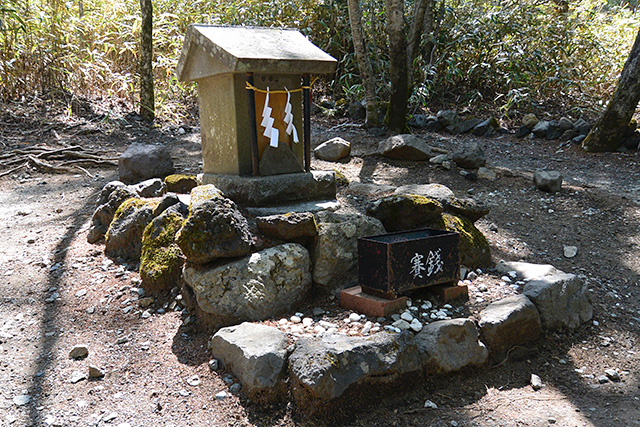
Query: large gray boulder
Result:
<box><xmin>414</xmin><ymin>318</ymin><xmax>488</xmax><ymax>374</ymax></box>
<box><xmin>200</xmin><ymin>171</ymin><xmax>336</xmax><ymax>206</ymax></box>
<box><xmin>534</xmin><ymin>170</ymin><xmax>563</xmax><ymax>193</ymax></box>
<box><xmin>478</xmin><ymin>295</ymin><xmax>542</xmax><ymax>359</ymax></box>
<box><xmin>313</xmin><ymin>212</ymin><xmax>386</xmax><ymax>289</ymax></box>
<box><xmin>365</xmin><ymin>194</ymin><xmax>443</xmax><ymax>232</ymax></box>
<box><xmin>532</xmin><ymin>120</ymin><xmax>551</xmax><ymax>138</ymax></box>
<box><xmin>394</xmin><ymin>184</ymin><xmax>488</xmax><ymax>222</ymax></box>
<box><xmin>437</xmin><ymin>110</ymin><xmax>459</xmax><ymax>127</ymax></box>
<box><xmin>523</xmin><ymin>273</ymin><xmax>593</xmax><ymax>331</ymax></box>
<box><xmin>88</xmin><ymin>184</ymin><xmax>138</xmax><ymax>243</ymax></box>
<box><xmin>118</xmin><ymin>144</ymin><xmax>175</xmax><ymax>184</ymax></box>
<box><xmin>183</xmin><ymin>243</ymin><xmax>311</xmax><ymax>326</ymax></box>
<box><xmin>450</xmin><ymin>141</ymin><xmax>486</xmax><ymax>169</ymax></box>
<box><xmin>210</xmin><ymin>323</ymin><xmax>289</xmax><ymax>400</ymax></box>
<box><xmin>378</xmin><ymin>134</ymin><xmax>432</xmax><ymax>160</ymax></box>
<box><xmin>289</xmin><ymin>332</ymin><xmax>421</xmax><ymax>405</ymax></box>
<box><xmin>175</xmin><ymin>197</ymin><xmax>252</xmax><ymax>265</ymax></box>
<box><xmin>314</xmin><ymin>137</ymin><xmax>351</xmax><ymax>161</ymax></box>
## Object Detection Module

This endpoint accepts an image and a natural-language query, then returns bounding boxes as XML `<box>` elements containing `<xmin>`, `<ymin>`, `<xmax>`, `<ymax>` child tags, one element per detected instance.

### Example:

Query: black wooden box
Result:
<box><xmin>358</xmin><ymin>228</ymin><xmax>460</xmax><ymax>299</ymax></box>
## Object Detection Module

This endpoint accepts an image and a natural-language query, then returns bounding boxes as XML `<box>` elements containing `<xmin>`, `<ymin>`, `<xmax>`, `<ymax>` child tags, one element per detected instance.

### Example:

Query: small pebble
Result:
<box><xmin>349</xmin><ymin>313</ymin><xmax>361</xmax><ymax>322</ymax></box>
<box><xmin>531</xmin><ymin>374</ymin><xmax>543</xmax><ymax>390</ymax></box>
<box><xmin>70</xmin><ymin>370</ymin><xmax>87</xmax><ymax>384</ymax></box>
<box><xmin>604</xmin><ymin>369</ymin><xmax>620</xmax><ymax>382</ymax></box>
<box><xmin>13</xmin><ymin>395</ymin><xmax>31</xmax><ymax>406</ymax></box>
<box><xmin>88</xmin><ymin>365</ymin><xmax>105</xmax><ymax>379</ymax></box>
<box><xmin>69</xmin><ymin>344</ymin><xmax>89</xmax><ymax>359</ymax></box>
<box><xmin>215</xmin><ymin>391</ymin><xmax>228</xmax><ymax>400</ymax></box>
<box><xmin>424</xmin><ymin>400</ymin><xmax>438</xmax><ymax>409</ymax></box>
<box><xmin>400</xmin><ymin>311</ymin><xmax>414</xmax><ymax>322</ymax></box>
<box><xmin>290</xmin><ymin>315</ymin><xmax>301</xmax><ymax>324</ymax></box>
<box><xmin>186</xmin><ymin>375</ymin><xmax>201</xmax><ymax>386</ymax></box>
<box><xmin>229</xmin><ymin>383</ymin><xmax>241</xmax><ymax>394</ymax></box>
<box><xmin>208</xmin><ymin>359</ymin><xmax>219</xmax><ymax>371</ymax></box>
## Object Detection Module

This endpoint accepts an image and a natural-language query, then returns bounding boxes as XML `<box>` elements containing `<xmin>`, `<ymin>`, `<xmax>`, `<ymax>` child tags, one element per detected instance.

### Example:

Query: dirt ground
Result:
<box><xmin>1</xmin><ymin>101</ymin><xmax>639</xmax><ymax>427</ymax></box>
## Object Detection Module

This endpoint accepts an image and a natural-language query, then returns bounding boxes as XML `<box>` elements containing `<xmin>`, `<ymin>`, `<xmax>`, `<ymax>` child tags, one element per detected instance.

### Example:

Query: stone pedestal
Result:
<box><xmin>199</xmin><ymin>170</ymin><xmax>336</xmax><ymax>206</ymax></box>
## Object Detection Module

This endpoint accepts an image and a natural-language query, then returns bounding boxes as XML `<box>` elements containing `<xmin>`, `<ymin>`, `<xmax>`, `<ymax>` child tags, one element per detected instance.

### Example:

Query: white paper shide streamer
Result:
<box><xmin>260</xmin><ymin>87</ymin><xmax>279</xmax><ymax>147</ymax></box>
<box><xmin>283</xmin><ymin>89</ymin><xmax>299</xmax><ymax>143</ymax></box>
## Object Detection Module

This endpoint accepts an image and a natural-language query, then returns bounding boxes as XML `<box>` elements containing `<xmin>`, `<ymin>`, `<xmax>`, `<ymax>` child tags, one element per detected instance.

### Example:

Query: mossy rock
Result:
<box><xmin>105</xmin><ymin>198</ymin><xmax>160</xmax><ymax>262</ymax></box>
<box><xmin>439</xmin><ymin>213</ymin><xmax>491</xmax><ymax>269</ymax></box>
<box><xmin>165</xmin><ymin>174</ymin><xmax>198</xmax><ymax>194</ymax></box>
<box><xmin>140</xmin><ymin>211</ymin><xmax>186</xmax><ymax>293</ymax></box>
<box><xmin>366</xmin><ymin>194</ymin><xmax>443</xmax><ymax>232</ymax></box>
<box><xmin>176</xmin><ymin>197</ymin><xmax>253</xmax><ymax>265</ymax></box>
<box><xmin>189</xmin><ymin>184</ymin><xmax>224</xmax><ymax>210</ymax></box>
<box><xmin>333</xmin><ymin>169</ymin><xmax>350</xmax><ymax>187</ymax></box>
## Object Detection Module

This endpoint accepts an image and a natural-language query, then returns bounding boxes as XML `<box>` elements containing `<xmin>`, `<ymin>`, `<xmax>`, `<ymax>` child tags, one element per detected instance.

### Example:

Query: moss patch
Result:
<box><xmin>366</xmin><ymin>194</ymin><xmax>443</xmax><ymax>232</ymax></box>
<box><xmin>333</xmin><ymin>169</ymin><xmax>350</xmax><ymax>187</ymax></box>
<box><xmin>105</xmin><ymin>197</ymin><xmax>160</xmax><ymax>261</ymax></box>
<box><xmin>139</xmin><ymin>211</ymin><xmax>186</xmax><ymax>293</ymax></box>
<box><xmin>189</xmin><ymin>184</ymin><xmax>224</xmax><ymax>210</ymax></box>
<box><xmin>441</xmin><ymin>213</ymin><xmax>491</xmax><ymax>268</ymax></box>
<box><xmin>165</xmin><ymin>174</ymin><xmax>198</xmax><ymax>194</ymax></box>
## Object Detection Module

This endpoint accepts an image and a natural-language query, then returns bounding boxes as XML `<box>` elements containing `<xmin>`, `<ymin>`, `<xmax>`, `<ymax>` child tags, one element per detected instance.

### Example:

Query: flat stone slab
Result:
<box><xmin>200</xmin><ymin>171</ymin><xmax>336</xmax><ymax>206</ymax></box>
<box><xmin>414</xmin><ymin>318</ymin><xmax>488</xmax><ymax>374</ymax></box>
<box><xmin>289</xmin><ymin>332</ymin><xmax>420</xmax><ymax>404</ymax></box>
<box><xmin>495</xmin><ymin>260</ymin><xmax>561</xmax><ymax>280</ymax></box>
<box><xmin>246</xmin><ymin>199</ymin><xmax>339</xmax><ymax>217</ymax></box>
<box><xmin>478</xmin><ymin>294</ymin><xmax>542</xmax><ymax>359</ymax></box>
<box><xmin>524</xmin><ymin>273</ymin><xmax>593</xmax><ymax>331</ymax></box>
<box><xmin>210</xmin><ymin>322</ymin><xmax>288</xmax><ymax>399</ymax></box>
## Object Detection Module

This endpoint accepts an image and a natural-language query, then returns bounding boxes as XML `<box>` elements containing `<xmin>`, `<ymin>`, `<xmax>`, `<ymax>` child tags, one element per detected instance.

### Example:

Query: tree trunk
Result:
<box><xmin>347</xmin><ymin>0</ymin><xmax>380</xmax><ymax>127</ymax></box>
<box><xmin>385</xmin><ymin>0</ymin><xmax>408</xmax><ymax>133</ymax></box>
<box><xmin>139</xmin><ymin>0</ymin><xmax>154</xmax><ymax>122</ymax></box>
<box><xmin>582</xmin><ymin>28</ymin><xmax>640</xmax><ymax>152</ymax></box>
<box><xmin>406</xmin><ymin>0</ymin><xmax>433</xmax><ymax>87</ymax></box>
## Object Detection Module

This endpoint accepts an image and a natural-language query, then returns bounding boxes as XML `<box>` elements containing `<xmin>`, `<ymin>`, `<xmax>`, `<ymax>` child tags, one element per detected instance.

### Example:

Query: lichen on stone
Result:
<box><xmin>139</xmin><ymin>211</ymin><xmax>186</xmax><ymax>292</ymax></box>
<box><xmin>164</xmin><ymin>174</ymin><xmax>198</xmax><ymax>194</ymax></box>
<box><xmin>333</xmin><ymin>169</ymin><xmax>350</xmax><ymax>187</ymax></box>
<box><xmin>441</xmin><ymin>213</ymin><xmax>491</xmax><ymax>268</ymax></box>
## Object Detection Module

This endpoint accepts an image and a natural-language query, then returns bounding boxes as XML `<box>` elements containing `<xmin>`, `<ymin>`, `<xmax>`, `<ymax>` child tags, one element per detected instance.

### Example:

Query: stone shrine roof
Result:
<box><xmin>176</xmin><ymin>25</ymin><xmax>337</xmax><ymax>82</ymax></box>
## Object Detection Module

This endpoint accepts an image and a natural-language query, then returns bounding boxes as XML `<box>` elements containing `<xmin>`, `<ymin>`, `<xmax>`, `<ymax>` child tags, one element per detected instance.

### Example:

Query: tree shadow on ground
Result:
<box><xmin>10</xmin><ymin>179</ymin><xmax>100</xmax><ymax>427</ymax></box>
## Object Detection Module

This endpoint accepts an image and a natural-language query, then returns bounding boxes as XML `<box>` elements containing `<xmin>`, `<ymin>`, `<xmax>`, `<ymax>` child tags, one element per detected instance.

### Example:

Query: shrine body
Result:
<box><xmin>176</xmin><ymin>25</ymin><xmax>337</xmax><ymax>178</ymax></box>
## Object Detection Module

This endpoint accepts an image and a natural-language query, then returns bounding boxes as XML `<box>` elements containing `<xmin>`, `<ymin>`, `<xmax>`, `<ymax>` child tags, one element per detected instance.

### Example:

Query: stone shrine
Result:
<box><xmin>176</xmin><ymin>25</ymin><xmax>338</xmax><ymax>206</ymax></box>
